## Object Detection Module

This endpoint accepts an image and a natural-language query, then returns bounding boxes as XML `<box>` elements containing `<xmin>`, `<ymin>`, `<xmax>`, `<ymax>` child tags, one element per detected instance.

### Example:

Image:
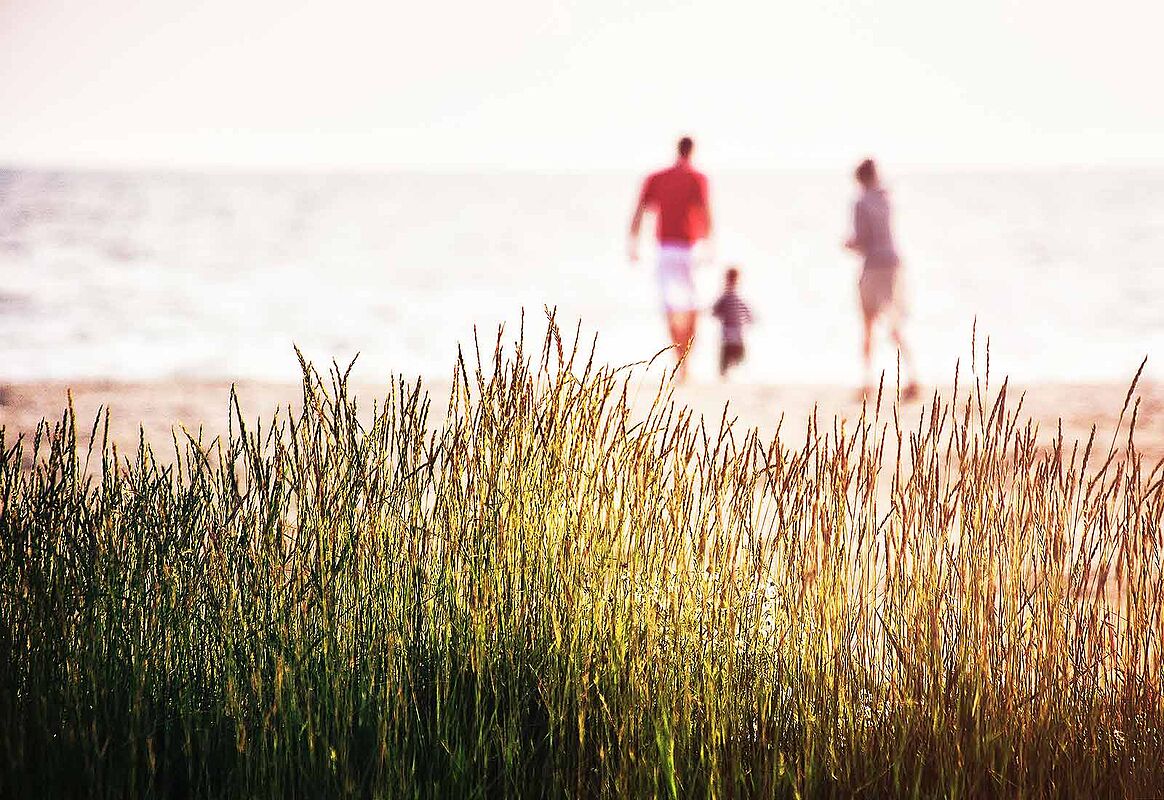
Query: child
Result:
<box><xmin>711</xmin><ymin>266</ymin><xmax>754</xmax><ymax>378</ymax></box>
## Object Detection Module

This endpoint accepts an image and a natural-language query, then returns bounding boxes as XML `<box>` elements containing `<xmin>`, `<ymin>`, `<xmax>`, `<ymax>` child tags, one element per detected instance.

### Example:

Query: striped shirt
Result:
<box><xmin>711</xmin><ymin>289</ymin><xmax>753</xmax><ymax>344</ymax></box>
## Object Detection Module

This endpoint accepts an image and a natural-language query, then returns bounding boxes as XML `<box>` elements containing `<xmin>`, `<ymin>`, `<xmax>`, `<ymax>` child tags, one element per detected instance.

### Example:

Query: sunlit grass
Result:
<box><xmin>1</xmin><ymin>316</ymin><xmax>1161</xmax><ymax>798</ymax></box>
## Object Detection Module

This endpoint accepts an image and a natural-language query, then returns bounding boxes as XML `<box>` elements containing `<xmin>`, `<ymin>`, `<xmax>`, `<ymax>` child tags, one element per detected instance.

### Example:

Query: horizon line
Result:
<box><xmin>5</xmin><ymin>158</ymin><xmax>1164</xmax><ymax>177</ymax></box>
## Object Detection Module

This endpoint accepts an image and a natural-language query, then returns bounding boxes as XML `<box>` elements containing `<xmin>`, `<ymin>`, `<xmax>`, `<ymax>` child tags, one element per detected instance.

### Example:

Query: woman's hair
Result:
<box><xmin>855</xmin><ymin>158</ymin><xmax>878</xmax><ymax>186</ymax></box>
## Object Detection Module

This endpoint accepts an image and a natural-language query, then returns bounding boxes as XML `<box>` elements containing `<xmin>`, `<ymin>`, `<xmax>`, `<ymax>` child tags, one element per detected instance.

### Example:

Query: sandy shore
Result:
<box><xmin>2</xmin><ymin>377</ymin><xmax>1161</xmax><ymax>466</ymax></box>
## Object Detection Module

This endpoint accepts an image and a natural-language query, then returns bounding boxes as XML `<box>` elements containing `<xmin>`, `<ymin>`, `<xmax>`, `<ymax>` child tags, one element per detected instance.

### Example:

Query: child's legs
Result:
<box><xmin>720</xmin><ymin>341</ymin><xmax>744</xmax><ymax>377</ymax></box>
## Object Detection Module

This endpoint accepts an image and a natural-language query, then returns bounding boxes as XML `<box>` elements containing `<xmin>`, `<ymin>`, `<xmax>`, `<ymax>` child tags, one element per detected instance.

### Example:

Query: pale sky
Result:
<box><xmin>2</xmin><ymin>0</ymin><xmax>1162</xmax><ymax>170</ymax></box>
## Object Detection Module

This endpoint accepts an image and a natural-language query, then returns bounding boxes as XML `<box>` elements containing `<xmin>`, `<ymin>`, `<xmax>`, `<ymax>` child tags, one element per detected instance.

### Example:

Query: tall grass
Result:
<box><xmin>1</xmin><ymin>318</ymin><xmax>1161</xmax><ymax>798</ymax></box>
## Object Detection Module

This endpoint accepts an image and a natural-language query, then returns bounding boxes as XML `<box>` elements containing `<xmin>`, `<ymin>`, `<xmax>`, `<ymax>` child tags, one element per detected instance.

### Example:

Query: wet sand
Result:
<box><xmin>2</xmin><ymin>377</ymin><xmax>1161</xmax><ymax>466</ymax></box>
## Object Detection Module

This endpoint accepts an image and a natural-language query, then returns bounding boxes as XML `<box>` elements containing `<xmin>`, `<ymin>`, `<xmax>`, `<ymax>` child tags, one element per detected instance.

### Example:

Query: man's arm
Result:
<box><xmin>690</xmin><ymin>174</ymin><xmax>715</xmax><ymax>266</ymax></box>
<box><xmin>628</xmin><ymin>178</ymin><xmax>652</xmax><ymax>262</ymax></box>
<box><xmin>698</xmin><ymin>175</ymin><xmax>713</xmax><ymax>239</ymax></box>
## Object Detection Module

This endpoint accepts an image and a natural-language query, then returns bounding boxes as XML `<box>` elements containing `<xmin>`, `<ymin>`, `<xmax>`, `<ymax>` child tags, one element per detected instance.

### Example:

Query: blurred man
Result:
<box><xmin>629</xmin><ymin>136</ymin><xmax>712</xmax><ymax>381</ymax></box>
<box><xmin>844</xmin><ymin>158</ymin><xmax>919</xmax><ymax>400</ymax></box>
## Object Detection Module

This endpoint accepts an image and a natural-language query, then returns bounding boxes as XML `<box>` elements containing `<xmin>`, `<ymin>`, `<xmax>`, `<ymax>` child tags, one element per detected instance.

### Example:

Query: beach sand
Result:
<box><xmin>2</xmin><ymin>377</ymin><xmax>1161</xmax><ymax>466</ymax></box>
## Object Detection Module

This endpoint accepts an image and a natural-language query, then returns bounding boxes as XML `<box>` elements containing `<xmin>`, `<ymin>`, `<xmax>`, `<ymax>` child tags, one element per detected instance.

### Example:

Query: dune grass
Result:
<box><xmin>1</xmin><ymin>319</ymin><xmax>1162</xmax><ymax>798</ymax></box>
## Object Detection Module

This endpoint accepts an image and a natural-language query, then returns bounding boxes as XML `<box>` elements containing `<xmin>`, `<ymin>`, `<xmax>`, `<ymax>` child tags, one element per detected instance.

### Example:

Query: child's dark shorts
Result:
<box><xmin>719</xmin><ymin>341</ymin><xmax>745</xmax><ymax>375</ymax></box>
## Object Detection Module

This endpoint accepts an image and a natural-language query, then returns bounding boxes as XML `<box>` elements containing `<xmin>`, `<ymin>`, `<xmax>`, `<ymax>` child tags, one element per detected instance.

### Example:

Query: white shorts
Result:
<box><xmin>656</xmin><ymin>244</ymin><xmax>697</xmax><ymax>313</ymax></box>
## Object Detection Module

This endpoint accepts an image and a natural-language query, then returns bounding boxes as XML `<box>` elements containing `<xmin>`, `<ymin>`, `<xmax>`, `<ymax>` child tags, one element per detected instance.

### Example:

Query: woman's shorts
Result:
<box><xmin>858</xmin><ymin>262</ymin><xmax>905</xmax><ymax>321</ymax></box>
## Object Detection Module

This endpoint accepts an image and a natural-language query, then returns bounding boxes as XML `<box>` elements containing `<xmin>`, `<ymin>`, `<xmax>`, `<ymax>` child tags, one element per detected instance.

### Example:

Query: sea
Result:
<box><xmin>1</xmin><ymin>167</ymin><xmax>1161</xmax><ymax>386</ymax></box>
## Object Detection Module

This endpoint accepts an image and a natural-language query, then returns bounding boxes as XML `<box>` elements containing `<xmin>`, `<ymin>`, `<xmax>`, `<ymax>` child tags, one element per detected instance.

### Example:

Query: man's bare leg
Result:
<box><xmin>667</xmin><ymin>310</ymin><xmax>697</xmax><ymax>381</ymax></box>
<box><xmin>681</xmin><ymin>310</ymin><xmax>697</xmax><ymax>366</ymax></box>
<box><xmin>666</xmin><ymin>312</ymin><xmax>685</xmax><ymax>378</ymax></box>
<box><xmin>681</xmin><ymin>310</ymin><xmax>698</xmax><ymax>381</ymax></box>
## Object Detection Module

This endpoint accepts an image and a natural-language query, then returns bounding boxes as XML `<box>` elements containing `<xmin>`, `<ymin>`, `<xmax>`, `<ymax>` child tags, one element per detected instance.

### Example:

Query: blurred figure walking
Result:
<box><xmin>844</xmin><ymin>158</ymin><xmax>919</xmax><ymax>400</ymax></box>
<box><xmin>711</xmin><ymin>266</ymin><xmax>753</xmax><ymax>379</ymax></box>
<box><xmin>629</xmin><ymin>136</ymin><xmax>713</xmax><ymax>381</ymax></box>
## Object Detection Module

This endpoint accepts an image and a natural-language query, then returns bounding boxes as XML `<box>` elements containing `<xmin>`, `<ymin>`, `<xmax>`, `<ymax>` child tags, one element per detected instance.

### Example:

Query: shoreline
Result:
<box><xmin>2</xmin><ymin>377</ymin><xmax>1161</xmax><ymax>464</ymax></box>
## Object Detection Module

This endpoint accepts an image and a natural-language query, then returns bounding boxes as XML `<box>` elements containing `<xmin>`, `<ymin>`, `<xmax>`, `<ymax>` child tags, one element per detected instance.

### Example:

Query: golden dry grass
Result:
<box><xmin>1</xmin><ymin>316</ymin><xmax>1161</xmax><ymax>798</ymax></box>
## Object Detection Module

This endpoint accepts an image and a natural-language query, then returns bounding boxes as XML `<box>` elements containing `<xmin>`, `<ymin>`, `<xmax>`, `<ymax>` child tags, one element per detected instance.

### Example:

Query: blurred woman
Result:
<box><xmin>844</xmin><ymin>158</ymin><xmax>919</xmax><ymax>400</ymax></box>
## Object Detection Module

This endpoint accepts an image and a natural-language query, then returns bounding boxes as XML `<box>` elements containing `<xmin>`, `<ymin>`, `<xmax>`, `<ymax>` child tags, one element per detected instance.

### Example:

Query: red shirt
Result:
<box><xmin>638</xmin><ymin>160</ymin><xmax>709</xmax><ymax>245</ymax></box>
